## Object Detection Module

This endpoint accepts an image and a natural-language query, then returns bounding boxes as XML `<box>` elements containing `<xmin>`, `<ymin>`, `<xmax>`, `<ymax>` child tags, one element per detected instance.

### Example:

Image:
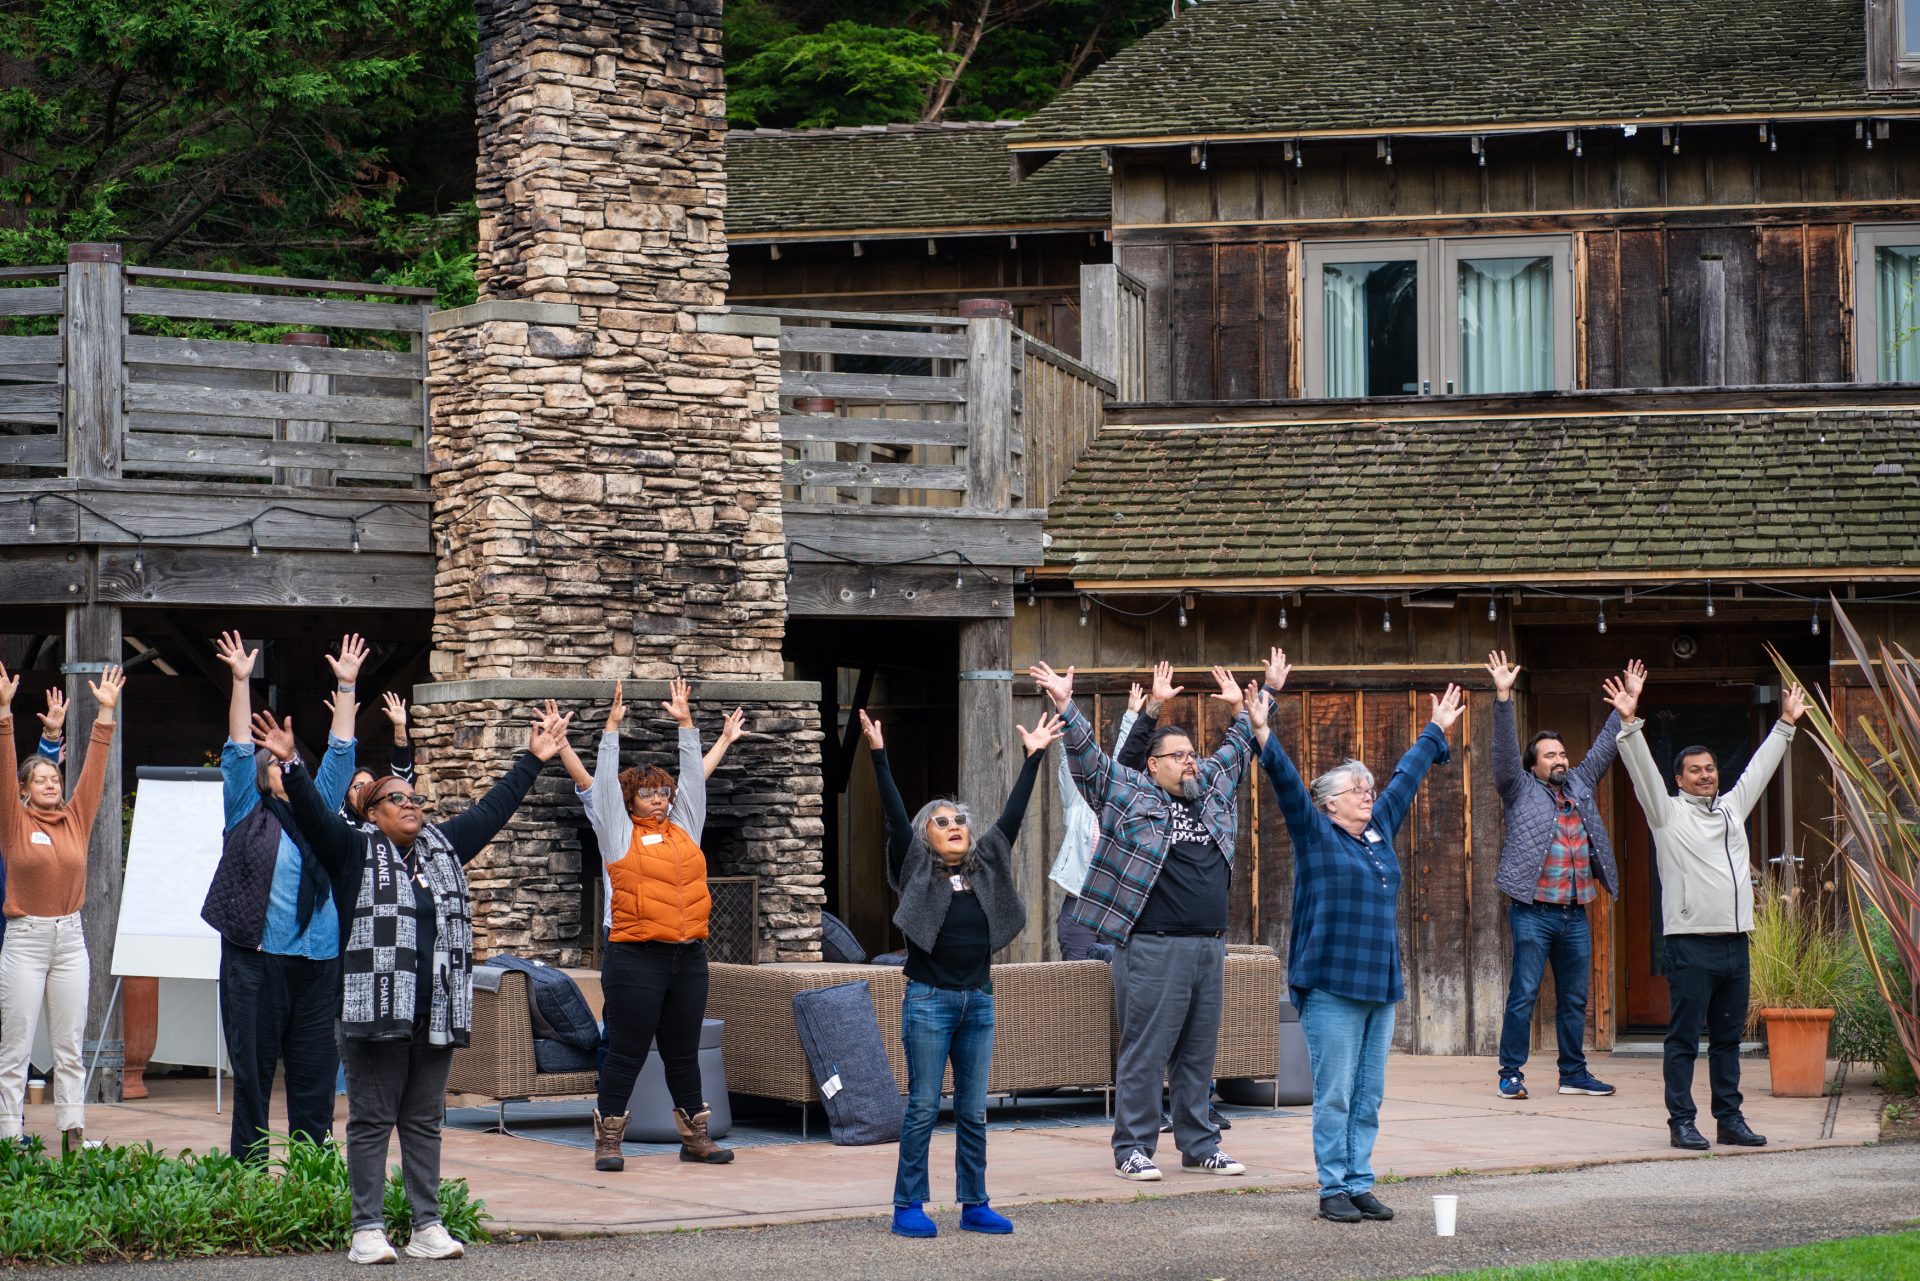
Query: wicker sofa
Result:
<box><xmin>706</xmin><ymin>959</ymin><xmax>1116</xmax><ymax>1105</ymax></box>
<box><xmin>447</xmin><ymin>968</ymin><xmax>598</xmax><ymax>1130</ymax></box>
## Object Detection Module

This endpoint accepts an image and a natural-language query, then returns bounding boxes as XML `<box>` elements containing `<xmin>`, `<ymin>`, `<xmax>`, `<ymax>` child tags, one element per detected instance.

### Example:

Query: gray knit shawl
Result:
<box><xmin>888</xmin><ymin>824</ymin><xmax>1027</xmax><ymax>954</ymax></box>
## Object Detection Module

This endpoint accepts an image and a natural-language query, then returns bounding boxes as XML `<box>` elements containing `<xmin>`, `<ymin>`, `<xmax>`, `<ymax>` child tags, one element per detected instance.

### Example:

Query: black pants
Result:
<box><xmin>1662</xmin><ymin>932</ymin><xmax>1748</xmax><ymax>1125</ymax></box>
<box><xmin>598</xmin><ymin>939</ymin><xmax>708</xmax><ymax>1117</ymax></box>
<box><xmin>220</xmin><ymin>943</ymin><xmax>341</xmax><ymax>1162</ymax></box>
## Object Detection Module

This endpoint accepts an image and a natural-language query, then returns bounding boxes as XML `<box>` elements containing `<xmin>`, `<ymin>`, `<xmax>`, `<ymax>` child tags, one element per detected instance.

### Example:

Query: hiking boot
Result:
<box><xmin>675</xmin><ymin>1105</ymin><xmax>735</xmax><ymax>1163</ymax></box>
<box><xmin>1558</xmin><ymin>1071</ymin><xmax>1616</xmax><ymax>1096</ymax></box>
<box><xmin>1318</xmin><ymin>1192</ymin><xmax>1363</xmax><ymax>1222</ymax></box>
<box><xmin>404</xmin><ymin>1223</ymin><xmax>465</xmax><ymax>1259</ymax></box>
<box><xmin>1669</xmin><ymin>1119</ymin><xmax>1710</xmax><ymax>1151</ymax></box>
<box><xmin>1181</xmin><ymin>1150</ymin><xmax>1245</xmax><ymax>1175</ymax></box>
<box><xmin>593</xmin><ymin>1109</ymin><xmax>628</xmax><ymax>1172</ymax></box>
<box><xmin>1349</xmin><ymin>1191</ymin><xmax>1394</xmax><ymax>1220</ymax></box>
<box><xmin>1115</xmin><ymin>1149</ymin><xmax>1162</xmax><ymax>1181</ymax></box>
<box><xmin>1716</xmin><ymin>1116</ymin><xmax>1767</xmax><ymax>1147</ymax></box>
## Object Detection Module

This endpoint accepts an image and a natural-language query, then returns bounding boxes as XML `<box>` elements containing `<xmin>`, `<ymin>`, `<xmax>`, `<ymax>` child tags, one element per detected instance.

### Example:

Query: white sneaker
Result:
<box><xmin>405</xmin><ymin>1222</ymin><xmax>466</xmax><ymax>1260</ymax></box>
<box><xmin>1115</xmin><ymin>1149</ymin><xmax>1163</xmax><ymax>1181</ymax></box>
<box><xmin>348</xmin><ymin>1228</ymin><xmax>398</xmax><ymax>1265</ymax></box>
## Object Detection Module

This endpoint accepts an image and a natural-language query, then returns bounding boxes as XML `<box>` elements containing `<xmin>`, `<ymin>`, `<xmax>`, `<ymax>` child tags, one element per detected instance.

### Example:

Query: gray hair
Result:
<box><xmin>1308</xmin><ymin>760</ymin><xmax>1374</xmax><ymax>814</ymax></box>
<box><xmin>909</xmin><ymin>796</ymin><xmax>979</xmax><ymax>871</ymax></box>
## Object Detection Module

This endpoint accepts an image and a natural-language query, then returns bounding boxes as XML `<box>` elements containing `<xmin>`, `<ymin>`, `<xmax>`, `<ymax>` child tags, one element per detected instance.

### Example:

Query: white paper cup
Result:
<box><xmin>26</xmin><ymin>1079</ymin><xmax>46</xmax><ymax>1106</ymax></box>
<box><xmin>1433</xmin><ymin>1194</ymin><xmax>1459</xmax><ymax>1236</ymax></box>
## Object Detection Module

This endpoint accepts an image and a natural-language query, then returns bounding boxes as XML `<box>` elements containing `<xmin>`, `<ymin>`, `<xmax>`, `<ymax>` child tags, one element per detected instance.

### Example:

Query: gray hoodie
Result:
<box><xmin>1616</xmin><ymin>716</ymin><xmax>1795</xmax><ymax>936</ymax></box>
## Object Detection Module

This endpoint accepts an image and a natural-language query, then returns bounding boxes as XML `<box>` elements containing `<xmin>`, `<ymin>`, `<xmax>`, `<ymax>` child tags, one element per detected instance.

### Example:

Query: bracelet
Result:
<box><xmin>336</xmin><ymin>682</ymin><xmax>356</xmax><ymax>693</ymax></box>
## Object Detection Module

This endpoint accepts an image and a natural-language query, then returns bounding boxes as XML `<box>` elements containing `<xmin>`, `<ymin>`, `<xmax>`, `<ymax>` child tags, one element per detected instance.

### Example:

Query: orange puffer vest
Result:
<box><xmin>606</xmin><ymin>817</ymin><xmax>711</xmax><ymax>943</ymax></box>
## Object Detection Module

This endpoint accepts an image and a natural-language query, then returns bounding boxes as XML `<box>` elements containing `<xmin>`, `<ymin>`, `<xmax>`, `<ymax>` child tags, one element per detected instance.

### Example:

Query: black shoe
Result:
<box><xmin>1159</xmin><ymin>1111</ymin><xmax>1173</xmax><ymax>1133</ymax></box>
<box><xmin>1716</xmin><ymin>1116</ymin><xmax>1767</xmax><ymax>1147</ymax></box>
<box><xmin>1669</xmin><ymin>1120</ymin><xmax>1710</xmax><ymax>1151</ymax></box>
<box><xmin>1209</xmin><ymin>1105</ymin><xmax>1232</xmax><ymax>1131</ymax></box>
<box><xmin>1348</xmin><ymin>1191</ymin><xmax>1394</xmax><ymax>1221</ymax></box>
<box><xmin>1318</xmin><ymin>1192</ymin><xmax>1363</xmax><ymax>1223</ymax></box>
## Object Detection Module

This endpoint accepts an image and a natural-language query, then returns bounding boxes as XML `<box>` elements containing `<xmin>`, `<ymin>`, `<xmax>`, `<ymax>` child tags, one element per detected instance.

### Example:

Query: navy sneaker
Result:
<box><xmin>1497</xmin><ymin>1075</ymin><xmax>1529</xmax><ymax>1100</ymax></box>
<box><xmin>1558</xmin><ymin>1071</ymin><xmax>1616</xmax><ymax>1096</ymax></box>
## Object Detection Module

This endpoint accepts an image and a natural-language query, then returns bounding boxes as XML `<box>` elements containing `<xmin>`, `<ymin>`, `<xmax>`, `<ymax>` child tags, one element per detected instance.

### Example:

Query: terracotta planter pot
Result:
<box><xmin>1761</xmin><ymin>1006</ymin><xmax>1834</xmax><ymax>1098</ymax></box>
<box><xmin>121</xmin><ymin>977</ymin><xmax>159</xmax><ymax>1100</ymax></box>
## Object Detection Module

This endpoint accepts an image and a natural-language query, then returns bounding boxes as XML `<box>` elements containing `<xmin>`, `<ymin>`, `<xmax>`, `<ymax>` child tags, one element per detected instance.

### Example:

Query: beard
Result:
<box><xmin>1547</xmin><ymin>764</ymin><xmax>1569</xmax><ymax>785</ymax></box>
<box><xmin>1178</xmin><ymin>775</ymin><xmax>1202</xmax><ymax>802</ymax></box>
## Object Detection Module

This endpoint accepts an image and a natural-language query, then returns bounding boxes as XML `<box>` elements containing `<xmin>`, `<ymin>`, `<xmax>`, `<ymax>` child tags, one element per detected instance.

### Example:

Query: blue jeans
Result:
<box><xmin>1497</xmin><ymin>901</ymin><xmax>1591</xmax><ymax>1081</ymax></box>
<box><xmin>893</xmin><ymin>980</ymin><xmax>994</xmax><ymax>1208</ymax></box>
<box><xmin>1297</xmin><ymin>989</ymin><xmax>1394</xmax><ymax>1199</ymax></box>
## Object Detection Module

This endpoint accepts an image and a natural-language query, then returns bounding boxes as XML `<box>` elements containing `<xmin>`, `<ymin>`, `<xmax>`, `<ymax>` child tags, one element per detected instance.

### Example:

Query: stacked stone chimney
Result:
<box><xmin>417</xmin><ymin>0</ymin><xmax>824</xmax><ymax>962</ymax></box>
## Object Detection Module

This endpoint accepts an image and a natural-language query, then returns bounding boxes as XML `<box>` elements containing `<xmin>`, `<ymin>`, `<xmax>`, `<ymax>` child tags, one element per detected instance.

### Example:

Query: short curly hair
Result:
<box><xmin>619</xmin><ymin>765</ymin><xmax>674</xmax><ymax>813</ymax></box>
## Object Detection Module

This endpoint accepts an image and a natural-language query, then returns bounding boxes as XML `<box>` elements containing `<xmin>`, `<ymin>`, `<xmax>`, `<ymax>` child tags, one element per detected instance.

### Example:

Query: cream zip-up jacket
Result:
<box><xmin>1616</xmin><ymin>716</ymin><xmax>1795</xmax><ymax>936</ymax></box>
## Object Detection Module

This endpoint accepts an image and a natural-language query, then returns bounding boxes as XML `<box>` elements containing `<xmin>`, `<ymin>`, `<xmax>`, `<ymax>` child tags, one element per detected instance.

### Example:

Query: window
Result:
<box><xmin>1905</xmin><ymin>0</ymin><xmax>1920</xmax><ymax>58</ymax></box>
<box><xmin>1302</xmin><ymin>236</ymin><xmax>1573</xmax><ymax>398</ymax></box>
<box><xmin>1866</xmin><ymin>0</ymin><xmax>1920</xmax><ymax>89</ymax></box>
<box><xmin>1855</xmin><ymin>224</ymin><xmax>1920</xmax><ymax>382</ymax></box>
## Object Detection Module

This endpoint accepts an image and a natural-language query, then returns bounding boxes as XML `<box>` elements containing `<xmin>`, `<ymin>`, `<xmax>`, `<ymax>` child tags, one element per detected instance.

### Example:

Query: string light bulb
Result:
<box><xmin>1597</xmin><ymin>603</ymin><xmax>1608</xmax><ymax>635</ymax></box>
<box><xmin>1027</xmin><ymin>578</ymin><xmax>1036</xmax><ymax>608</ymax></box>
<box><xmin>1079</xmin><ymin>596</ymin><xmax>1089</xmax><ymax>628</ymax></box>
<box><xmin>1278</xmin><ymin>601</ymin><xmax>1289</xmax><ymax>630</ymax></box>
<box><xmin>955</xmin><ymin>568</ymin><xmax>965</xmax><ymax>590</ymax></box>
<box><xmin>1381</xmin><ymin>605</ymin><xmax>1393</xmax><ymax>634</ymax></box>
<box><xmin>27</xmin><ymin>499</ymin><xmax>38</xmax><ymax>536</ymax></box>
<box><xmin>350</xmin><ymin>522</ymin><xmax>362</xmax><ymax>554</ymax></box>
<box><xmin>249</xmin><ymin>526</ymin><xmax>261</xmax><ymax>557</ymax></box>
<box><xmin>868</xmin><ymin>571</ymin><xmax>878</xmax><ymax>599</ymax></box>
<box><xmin>132</xmin><ymin>541</ymin><xmax>144</xmax><ymax>575</ymax></box>
<box><xmin>1487</xmin><ymin>595</ymin><xmax>1498</xmax><ymax>622</ymax></box>
<box><xmin>1705</xmin><ymin>583</ymin><xmax>1715</xmax><ymax>618</ymax></box>
<box><xmin>1811</xmin><ymin>605</ymin><xmax>1821</xmax><ymax>636</ymax></box>
<box><xmin>1177</xmin><ymin>600</ymin><xmax>1189</xmax><ymax>628</ymax></box>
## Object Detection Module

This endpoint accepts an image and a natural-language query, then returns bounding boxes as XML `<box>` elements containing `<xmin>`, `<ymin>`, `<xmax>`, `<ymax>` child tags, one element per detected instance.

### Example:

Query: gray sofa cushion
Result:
<box><xmin>818</xmin><ymin>911</ymin><xmax>867</xmax><ymax>964</ymax></box>
<box><xmin>533</xmin><ymin>1036</ymin><xmax>599</xmax><ymax>1073</ymax></box>
<box><xmin>791</xmin><ymin>980</ymin><xmax>902</xmax><ymax>1145</ymax></box>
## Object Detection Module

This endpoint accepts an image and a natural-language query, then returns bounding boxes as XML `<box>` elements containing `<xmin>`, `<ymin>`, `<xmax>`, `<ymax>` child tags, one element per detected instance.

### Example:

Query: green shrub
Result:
<box><xmin>1745</xmin><ymin>872</ymin><xmax>1855</xmax><ymax>1031</ymax></box>
<box><xmin>1834</xmin><ymin>906</ymin><xmax>1920</xmax><ymax>1094</ymax></box>
<box><xmin>0</xmin><ymin>1135</ymin><xmax>490</xmax><ymax>1265</ymax></box>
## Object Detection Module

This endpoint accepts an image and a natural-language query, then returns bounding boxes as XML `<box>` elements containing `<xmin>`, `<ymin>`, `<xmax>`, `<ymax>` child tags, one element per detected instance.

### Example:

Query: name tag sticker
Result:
<box><xmin>640</xmin><ymin>833</ymin><xmax>665</xmax><ymax>846</ymax></box>
<box><xmin>820</xmin><ymin>1073</ymin><xmax>843</xmax><ymax>1099</ymax></box>
<box><xmin>1366</xmin><ymin>829</ymin><xmax>1383</xmax><ymax>844</ymax></box>
<box><xmin>30</xmin><ymin>831</ymin><xmax>53</xmax><ymax>846</ymax></box>
<box><xmin>950</xmin><ymin>874</ymin><xmax>967</xmax><ymax>892</ymax></box>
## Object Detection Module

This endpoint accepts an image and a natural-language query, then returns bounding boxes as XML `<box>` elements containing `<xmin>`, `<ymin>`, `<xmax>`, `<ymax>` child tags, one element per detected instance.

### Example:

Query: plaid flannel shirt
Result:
<box><xmin>1257</xmin><ymin>722</ymin><xmax>1451</xmax><ymax>1005</ymax></box>
<box><xmin>1060</xmin><ymin>699</ymin><xmax>1255</xmax><ymax>944</ymax></box>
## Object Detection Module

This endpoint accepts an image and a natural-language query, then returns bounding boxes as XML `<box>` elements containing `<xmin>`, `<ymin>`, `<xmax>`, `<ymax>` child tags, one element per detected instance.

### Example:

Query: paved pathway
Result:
<box><xmin>54</xmin><ymin>1144</ymin><xmax>1920</xmax><ymax>1279</ymax></box>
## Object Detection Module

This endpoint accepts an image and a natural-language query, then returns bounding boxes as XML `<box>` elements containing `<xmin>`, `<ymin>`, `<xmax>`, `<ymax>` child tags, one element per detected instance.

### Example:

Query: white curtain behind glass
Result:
<box><xmin>1457</xmin><ymin>256</ymin><xmax>1552</xmax><ymax>393</ymax></box>
<box><xmin>1876</xmin><ymin>246</ymin><xmax>1920</xmax><ymax>381</ymax></box>
<box><xmin>1324</xmin><ymin>263</ymin><xmax>1369</xmax><ymax>397</ymax></box>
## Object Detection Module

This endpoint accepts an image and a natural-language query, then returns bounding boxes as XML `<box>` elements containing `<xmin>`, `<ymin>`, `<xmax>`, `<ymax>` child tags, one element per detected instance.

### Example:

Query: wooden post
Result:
<box><xmin>960</xmin><ymin>299</ymin><xmax>1013</xmax><ymax>511</ymax></box>
<box><xmin>65</xmin><ymin>596</ymin><xmax>124</xmax><ymax>1103</ymax></box>
<box><xmin>959</xmin><ymin>617</ymin><xmax>1036</xmax><ymax>960</ymax></box>
<box><xmin>1698</xmin><ymin>254</ymin><xmax>1726</xmax><ymax>386</ymax></box>
<box><xmin>1079</xmin><ymin>264</ymin><xmax>1121</xmax><ymax>387</ymax></box>
<box><xmin>277</xmin><ymin>332</ymin><xmax>334</xmax><ymax>488</ymax></box>
<box><xmin>65</xmin><ymin>244</ymin><xmax>125</xmax><ymax>480</ymax></box>
<box><xmin>792</xmin><ymin>395</ymin><xmax>838</xmax><ymax>506</ymax></box>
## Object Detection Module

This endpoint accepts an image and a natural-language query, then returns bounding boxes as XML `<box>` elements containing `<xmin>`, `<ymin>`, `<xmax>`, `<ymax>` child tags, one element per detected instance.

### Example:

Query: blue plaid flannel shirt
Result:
<box><xmin>1060</xmin><ymin>699</ymin><xmax>1255</xmax><ymax>944</ymax></box>
<box><xmin>1257</xmin><ymin>722</ymin><xmax>1451</xmax><ymax>1005</ymax></box>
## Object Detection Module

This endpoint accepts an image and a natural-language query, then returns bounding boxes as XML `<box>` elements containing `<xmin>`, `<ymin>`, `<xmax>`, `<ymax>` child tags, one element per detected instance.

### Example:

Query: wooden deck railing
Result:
<box><xmin>0</xmin><ymin>246</ymin><xmax>434</xmax><ymax>490</ymax></box>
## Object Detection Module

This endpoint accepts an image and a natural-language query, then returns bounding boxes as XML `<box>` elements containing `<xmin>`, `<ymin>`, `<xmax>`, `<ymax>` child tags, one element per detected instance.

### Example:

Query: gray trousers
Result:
<box><xmin>340</xmin><ymin>1027</ymin><xmax>454</xmax><ymax>1232</ymax></box>
<box><xmin>1110</xmin><ymin>932</ymin><xmax>1225</xmax><ymax>1161</ymax></box>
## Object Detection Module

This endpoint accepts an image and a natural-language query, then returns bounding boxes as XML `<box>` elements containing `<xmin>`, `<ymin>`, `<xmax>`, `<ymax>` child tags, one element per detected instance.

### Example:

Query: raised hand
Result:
<box><xmin>326</xmin><ymin>633</ymin><xmax>369</xmax><ymax>686</ymax></box>
<box><xmin>1601</xmin><ymin>672</ymin><xmax>1637</xmax><ymax>720</ymax></box>
<box><xmin>529</xmin><ymin>705</ymin><xmax>575</xmax><ymax>760</ymax></box>
<box><xmin>1485</xmin><ymin>649</ymin><xmax>1521</xmax><ymax>700</ymax></box>
<box><xmin>37</xmin><ymin>688</ymin><xmax>67</xmax><ymax>739</ymax></box>
<box><xmin>1149</xmin><ymin>660</ymin><xmax>1185</xmax><ymax>712</ymax></box>
<box><xmin>1246</xmin><ymin>683</ymin><xmax>1273</xmax><ymax>733</ymax></box>
<box><xmin>1126</xmin><ymin>681</ymin><xmax>1146</xmax><ymax>715</ymax></box>
<box><xmin>1016</xmin><ymin>710</ymin><xmax>1066</xmax><ymax>756</ymax></box>
<box><xmin>1782</xmin><ymin>682</ymin><xmax>1809</xmax><ymax>724</ymax></box>
<box><xmin>0</xmin><ymin>661</ymin><xmax>16</xmax><ymax>709</ymax></box>
<box><xmin>251</xmin><ymin>710</ymin><xmax>297</xmax><ymax>762</ymax></box>
<box><xmin>1029</xmin><ymin>661</ymin><xmax>1074</xmax><ymax>709</ymax></box>
<box><xmin>215</xmin><ymin>630</ymin><xmax>258</xmax><ymax>683</ymax></box>
<box><xmin>1264</xmin><ymin>646</ymin><xmax>1292</xmax><ymax>693</ymax></box>
<box><xmin>1622</xmin><ymin>657</ymin><xmax>1647</xmax><ymax>700</ymax></box>
<box><xmin>381</xmin><ymin>693</ymin><xmax>408</xmax><ymax>729</ymax></box>
<box><xmin>716</xmin><ymin>707</ymin><xmax>747</xmax><ymax>748</ymax></box>
<box><xmin>661</xmin><ymin>676</ymin><xmax>693</xmax><ymax>728</ymax></box>
<box><xmin>89</xmin><ymin>664</ymin><xmax>126</xmax><ymax>712</ymax></box>
<box><xmin>858</xmin><ymin>708</ymin><xmax>884</xmax><ymax>750</ymax></box>
<box><xmin>1428</xmin><ymin>683</ymin><xmax>1465</xmax><ymax>732</ymax></box>
<box><xmin>605</xmin><ymin>679</ymin><xmax>627</xmax><ymax>733</ymax></box>
<box><xmin>1207</xmin><ymin>665</ymin><xmax>1243</xmax><ymax>708</ymax></box>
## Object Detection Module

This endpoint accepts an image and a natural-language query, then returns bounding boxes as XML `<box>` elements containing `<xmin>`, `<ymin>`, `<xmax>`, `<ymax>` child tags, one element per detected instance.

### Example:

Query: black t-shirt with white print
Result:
<box><xmin>1130</xmin><ymin>795</ymin><xmax>1230</xmax><ymax>935</ymax></box>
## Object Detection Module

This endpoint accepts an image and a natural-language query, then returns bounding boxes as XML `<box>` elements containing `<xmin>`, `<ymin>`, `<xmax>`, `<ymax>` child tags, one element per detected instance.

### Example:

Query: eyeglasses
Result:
<box><xmin>1332</xmin><ymin>784</ymin><xmax>1375</xmax><ymax>800</ymax></box>
<box><xmin>373</xmin><ymin>791</ymin><xmax>428</xmax><ymax>810</ymax></box>
<box><xmin>930</xmin><ymin>814</ymin><xmax>969</xmax><ymax>829</ymax></box>
<box><xmin>1151</xmin><ymin>749</ymin><xmax>1198</xmax><ymax>763</ymax></box>
<box><xmin>632</xmin><ymin>786</ymin><xmax>673</xmax><ymax>801</ymax></box>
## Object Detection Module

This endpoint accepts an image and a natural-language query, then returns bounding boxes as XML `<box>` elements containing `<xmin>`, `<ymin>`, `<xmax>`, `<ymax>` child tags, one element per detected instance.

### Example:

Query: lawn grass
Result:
<box><xmin>1412</xmin><ymin>1230</ymin><xmax>1920</xmax><ymax>1280</ymax></box>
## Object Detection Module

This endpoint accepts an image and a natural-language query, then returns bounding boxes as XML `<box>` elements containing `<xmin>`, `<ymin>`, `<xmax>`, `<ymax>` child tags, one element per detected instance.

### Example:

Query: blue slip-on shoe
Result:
<box><xmin>891</xmin><ymin>1203</ymin><xmax>938</xmax><ymax>1238</ymax></box>
<box><xmin>1497</xmin><ymin>1075</ymin><xmax>1529</xmax><ymax>1101</ymax></box>
<box><xmin>960</xmin><ymin>1201</ymin><xmax>1013</xmax><ymax>1234</ymax></box>
<box><xmin>1557</xmin><ymin>1071</ymin><xmax>1616</xmax><ymax>1096</ymax></box>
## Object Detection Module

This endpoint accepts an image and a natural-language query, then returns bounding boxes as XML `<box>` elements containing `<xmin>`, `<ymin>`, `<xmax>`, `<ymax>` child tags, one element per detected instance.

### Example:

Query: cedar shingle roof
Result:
<box><xmin>1010</xmin><ymin>0</ymin><xmax>1920</xmax><ymax>149</ymax></box>
<box><xmin>725</xmin><ymin>122</ymin><xmax>1109</xmax><ymax>239</ymax></box>
<box><xmin>1044</xmin><ymin>411</ymin><xmax>1920</xmax><ymax>583</ymax></box>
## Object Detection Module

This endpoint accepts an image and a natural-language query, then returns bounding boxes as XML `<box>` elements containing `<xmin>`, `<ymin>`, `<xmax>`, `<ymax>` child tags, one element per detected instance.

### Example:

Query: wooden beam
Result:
<box><xmin>780</xmin><ymin>370</ymin><xmax>966</xmax><ymax>404</ymax></box>
<box><xmin>778</xmin><ymin>415</ymin><xmax>969</xmax><ymax>448</ymax></box>
<box><xmin>126</xmin><ymin>334</ymin><xmax>425</xmax><ymax>379</ymax></box>
<box><xmin>781</xmin><ymin>507</ymin><xmax>1045</xmax><ymax>568</ymax></box>
<box><xmin>1113</xmin><ymin>199</ymin><xmax>1920</xmax><ymax>238</ymax></box>
<box><xmin>94</xmin><ymin>547</ymin><xmax>434</xmax><ymax>609</ymax></box>
<box><xmin>0</xmin><ymin>286</ymin><xmax>63</xmax><ymax>317</ymax></box>
<box><xmin>778</xmin><ymin>328</ymin><xmax>970</xmax><ymax>360</ymax></box>
<box><xmin>124</xmin><ymin>286</ymin><xmax>425</xmax><ymax>333</ymax></box>
<box><xmin>781</xmin><ymin>461</ymin><xmax>968</xmax><ymax>491</ymax></box>
<box><xmin>785</xmin><ymin>563</ymin><xmax>1016</xmax><ymax>618</ymax></box>
<box><xmin>828</xmin><ymin>666</ymin><xmax>877</xmax><ymax>796</ymax></box>
<box><xmin>964</xmin><ymin>312</ymin><xmax>1014</xmax><ymax>508</ymax></box>
<box><xmin>0</xmin><ymin>482</ymin><xmax>431</xmax><ymax>553</ymax></box>
<box><xmin>65</xmin><ymin>246</ymin><xmax>123</xmax><ymax>479</ymax></box>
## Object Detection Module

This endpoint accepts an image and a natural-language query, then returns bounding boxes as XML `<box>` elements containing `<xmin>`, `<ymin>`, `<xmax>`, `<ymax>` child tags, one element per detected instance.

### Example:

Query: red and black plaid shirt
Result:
<box><xmin>1534</xmin><ymin>784</ymin><xmax>1595</xmax><ymax>905</ymax></box>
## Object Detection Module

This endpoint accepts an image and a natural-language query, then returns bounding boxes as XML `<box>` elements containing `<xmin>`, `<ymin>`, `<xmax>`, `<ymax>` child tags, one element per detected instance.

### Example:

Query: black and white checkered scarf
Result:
<box><xmin>339</xmin><ymin>823</ymin><xmax>473</xmax><ymax>1047</ymax></box>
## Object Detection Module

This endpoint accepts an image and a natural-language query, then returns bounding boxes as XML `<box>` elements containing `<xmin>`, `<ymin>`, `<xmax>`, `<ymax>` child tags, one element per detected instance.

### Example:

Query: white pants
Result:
<box><xmin>0</xmin><ymin>913</ymin><xmax>90</xmax><ymax>1135</ymax></box>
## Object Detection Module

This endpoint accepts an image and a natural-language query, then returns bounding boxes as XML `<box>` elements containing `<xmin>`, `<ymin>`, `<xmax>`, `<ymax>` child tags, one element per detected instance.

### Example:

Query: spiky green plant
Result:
<box><xmin>1745</xmin><ymin>870</ymin><xmax>1855</xmax><ymax>1031</ymax></box>
<box><xmin>1771</xmin><ymin>603</ymin><xmax>1920</xmax><ymax>1086</ymax></box>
